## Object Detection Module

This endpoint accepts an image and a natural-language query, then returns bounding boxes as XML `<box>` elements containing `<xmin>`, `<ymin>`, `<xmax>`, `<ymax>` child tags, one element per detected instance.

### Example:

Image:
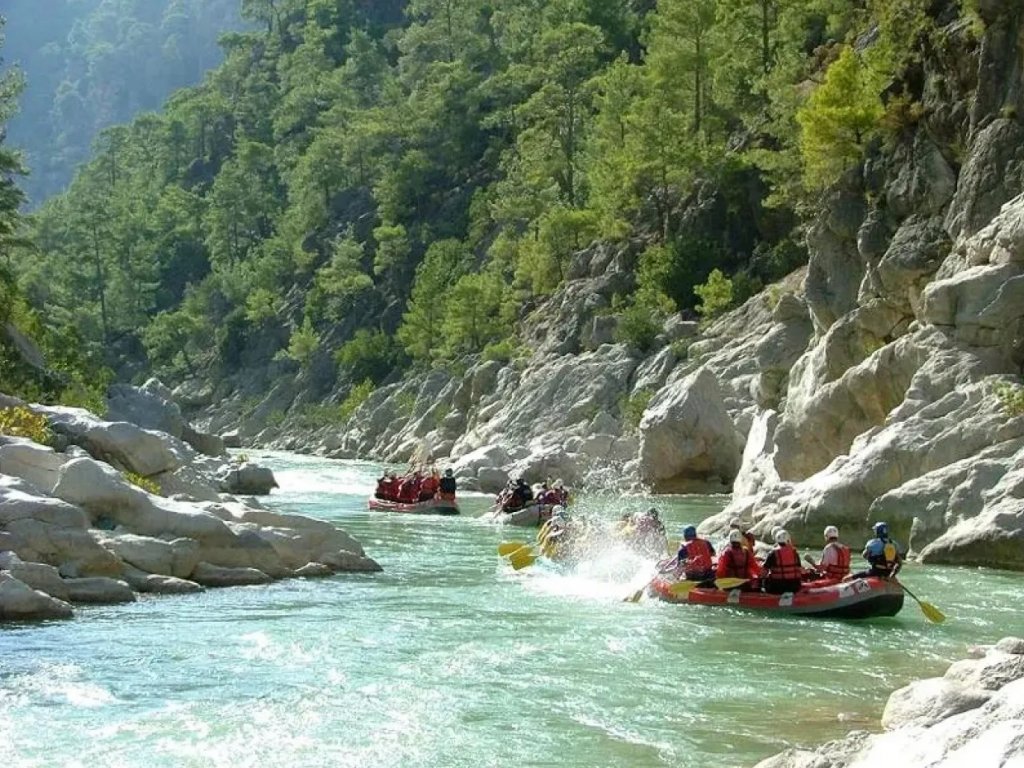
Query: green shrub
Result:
<box><xmin>335</xmin><ymin>329</ymin><xmax>404</xmax><ymax>385</ymax></box>
<box><xmin>669</xmin><ymin>339</ymin><xmax>693</xmax><ymax>359</ymax></box>
<box><xmin>394</xmin><ymin>390</ymin><xmax>417</xmax><ymax>417</ymax></box>
<box><xmin>276</xmin><ymin>317</ymin><xmax>320</xmax><ymax>368</ymax></box>
<box><xmin>266</xmin><ymin>409</ymin><xmax>286</xmax><ymax>428</ymax></box>
<box><xmin>483</xmin><ymin>339</ymin><xmax>516</xmax><ymax>363</ymax></box>
<box><xmin>995</xmin><ymin>382</ymin><xmax>1024</xmax><ymax>417</ymax></box>
<box><xmin>0</xmin><ymin>407</ymin><xmax>52</xmax><ymax>445</ymax></box>
<box><xmin>295</xmin><ymin>404</ymin><xmax>344</xmax><ymax>430</ymax></box>
<box><xmin>694</xmin><ymin>269</ymin><xmax>735</xmax><ymax>318</ymax></box>
<box><xmin>797</xmin><ymin>46</ymin><xmax>885</xmax><ymax>190</ymax></box>
<box><xmin>339</xmin><ymin>380</ymin><xmax>375</xmax><ymax>422</ymax></box>
<box><xmin>620</xmin><ymin>388</ymin><xmax>654</xmax><ymax>432</ymax></box>
<box><xmin>124</xmin><ymin>471</ymin><xmax>161</xmax><ymax>495</ymax></box>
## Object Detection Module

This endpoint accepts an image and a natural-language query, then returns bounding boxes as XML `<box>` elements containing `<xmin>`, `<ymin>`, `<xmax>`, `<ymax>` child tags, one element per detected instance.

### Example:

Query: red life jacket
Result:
<box><xmin>823</xmin><ymin>542</ymin><xmax>851</xmax><ymax>580</ymax></box>
<box><xmin>718</xmin><ymin>546</ymin><xmax>750</xmax><ymax>579</ymax></box>
<box><xmin>683</xmin><ymin>538</ymin><xmax>713</xmax><ymax>573</ymax></box>
<box><xmin>768</xmin><ymin>544</ymin><xmax>801</xmax><ymax>580</ymax></box>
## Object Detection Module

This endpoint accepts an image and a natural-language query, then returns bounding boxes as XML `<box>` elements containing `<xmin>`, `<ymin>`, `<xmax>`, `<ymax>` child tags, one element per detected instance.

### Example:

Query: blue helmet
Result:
<box><xmin>873</xmin><ymin>521</ymin><xmax>889</xmax><ymax>538</ymax></box>
<box><xmin>682</xmin><ymin>525</ymin><xmax>697</xmax><ymax>541</ymax></box>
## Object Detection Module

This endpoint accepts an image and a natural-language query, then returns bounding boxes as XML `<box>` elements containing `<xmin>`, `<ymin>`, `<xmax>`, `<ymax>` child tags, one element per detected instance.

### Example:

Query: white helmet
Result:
<box><xmin>824</xmin><ymin>525</ymin><xmax>839</xmax><ymax>540</ymax></box>
<box><xmin>774</xmin><ymin>529</ymin><xmax>791</xmax><ymax>545</ymax></box>
<box><xmin>728</xmin><ymin>529</ymin><xmax>743</xmax><ymax>544</ymax></box>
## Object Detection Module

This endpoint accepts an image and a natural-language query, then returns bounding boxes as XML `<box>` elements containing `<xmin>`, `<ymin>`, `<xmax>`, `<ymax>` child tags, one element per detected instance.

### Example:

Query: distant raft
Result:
<box><xmin>649</xmin><ymin>576</ymin><xmax>905</xmax><ymax>620</ymax></box>
<box><xmin>367</xmin><ymin>497</ymin><xmax>460</xmax><ymax>516</ymax></box>
<box><xmin>482</xmin><ymin>500</ymin><xmax>558</xmax><ymax>527</ymax></box>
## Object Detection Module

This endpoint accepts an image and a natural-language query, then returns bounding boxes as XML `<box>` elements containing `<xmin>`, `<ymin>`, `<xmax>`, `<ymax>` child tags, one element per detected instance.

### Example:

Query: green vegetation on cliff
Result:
<box><xmin>6</xmin><ymin>0</ymin><xmax>974</xmax><ymax>402</ymax></box>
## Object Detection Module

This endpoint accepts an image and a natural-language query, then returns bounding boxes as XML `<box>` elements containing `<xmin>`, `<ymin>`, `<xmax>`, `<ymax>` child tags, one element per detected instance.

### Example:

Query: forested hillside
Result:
<box><xmin>8</xmin><ymin>0</ymin><xmax>978</xmax><ymax>416</ymax></box>
<box><xmin>4</xmin><ymin>0</ymin><xmax>241</xmax><ymax>204</ymax></box>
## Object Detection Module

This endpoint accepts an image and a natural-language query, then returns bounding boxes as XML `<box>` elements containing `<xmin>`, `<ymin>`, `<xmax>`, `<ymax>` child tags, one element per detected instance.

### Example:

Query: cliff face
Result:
<box><xmin>189</xmin><ymin>1</ymin><xmax>1024</xmax><ymax>568</ymax></box>
<box><xmin>704</xmin><ymin>2</ymin><xmax>1024</xmax><ymax>567</ymax></box>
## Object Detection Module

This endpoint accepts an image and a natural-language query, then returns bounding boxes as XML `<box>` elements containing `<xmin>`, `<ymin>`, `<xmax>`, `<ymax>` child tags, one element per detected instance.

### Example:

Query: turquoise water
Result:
<box><xmin>3</xmin><ymin>452</ymin><xmax>1023</xmax><ymax>768</ymax></box>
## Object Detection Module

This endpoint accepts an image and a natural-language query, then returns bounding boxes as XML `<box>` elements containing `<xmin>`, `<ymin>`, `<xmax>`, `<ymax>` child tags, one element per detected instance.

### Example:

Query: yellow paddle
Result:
<box><xmin>667</xmin><ymin>580</ymin><xmax>700</xmax><ymax>597</ymax></box>
<box><xmin>498</xmin><ymin>540</ymin><xmax>529</xmax><ymax>556</ymax></box>
<box><xmin>714</xmin><ymin>578</ymin><xmax>749</xmax><ymax>590</ymax></box>
<box><xmin>624</xmin><ymin>575</ymin><xmax>659</xmax><ymax>603</ymax></box>
<box><xmin>508</xmin><ymin>548</ymin><xmax>538</xmax><ymax>571</ymax></box>
<box><xmin>898</xmin><ymin>580</ymin><xmax>946</xmax><ymax>624</ymax></box>
<box><xmin>668</xmin><ymin>578</ymin><xmax>748</xmax><ymax>596</ymax></box>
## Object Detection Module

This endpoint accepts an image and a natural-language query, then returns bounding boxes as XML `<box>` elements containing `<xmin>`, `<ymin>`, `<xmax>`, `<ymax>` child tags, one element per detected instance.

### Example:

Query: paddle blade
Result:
<box><xmin>714</xmin><ymin>578</ymin><xmax>748</xmax><ymax>590</ymax></box>
<box><xmin>668</xmin><ymin>580</ymin><xmax>698</xmax><ymax>597</ymax></box>
<box><xmin>919</xmin><ymin>601</ymin><xmax>946</xmax><ymax>624</ymax></box>
<box><xmin>498</xmin><ymin>541</ymin><xmax>528</xmax><ymax>556</ymax></box>
<box><xmin>509</xmin><ymin>551</ymin><xmax>538</xmax><ymax>571</ymax></box>
<box><xmin>623</xmin><ymin>588</ymin><xmax>644</xmax><ymax>603</ymax></box>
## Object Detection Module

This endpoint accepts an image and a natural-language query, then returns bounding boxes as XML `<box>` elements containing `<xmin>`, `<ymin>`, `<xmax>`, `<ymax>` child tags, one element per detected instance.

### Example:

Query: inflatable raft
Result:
<box><xmin>367</xmin><ymin>497</ymin><xmax>460</xmax><ymax>516</ymax></box>
<box><xmin>483</xmin><ymin>501</ymin><xmax>556</xmax><ymax>527</ymax></box>
<box><xmin>649</xmin><ymin>576</ymin><xmax>904</xmax><ymax>619</ymax></box>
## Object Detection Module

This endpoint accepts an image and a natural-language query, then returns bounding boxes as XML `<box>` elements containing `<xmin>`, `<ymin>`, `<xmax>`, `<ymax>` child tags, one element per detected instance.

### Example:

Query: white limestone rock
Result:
<box><xmin>0</xmin><ymin>572</ymin><xmax>73</xmax><ymax>620</ymax></box>
<box><xmin>638</xmin><ymin>366</ymin><xmax>741</xmax><ymax>492</ymax></box>
<box><xmin>63</xmin><ymin>576</ymin><xmax>136</xmax><ymax>604</ymax></box>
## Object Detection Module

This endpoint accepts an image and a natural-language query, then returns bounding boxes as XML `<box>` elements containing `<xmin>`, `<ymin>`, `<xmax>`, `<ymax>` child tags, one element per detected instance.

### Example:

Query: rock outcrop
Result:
<box><xmin>0</xmin><ymin>396</ymin><xmax>380</xmax><ymax>621</ymax></box>
<box><xmin>755</xmin><ymin>638</ymin><xmax>1024</xmax><ymax>768</ymax></box>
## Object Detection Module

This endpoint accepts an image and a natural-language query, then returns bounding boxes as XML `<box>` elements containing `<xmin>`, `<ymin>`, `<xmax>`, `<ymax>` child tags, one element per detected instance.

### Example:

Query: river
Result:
<box><xmin>3</xmin><ymin>452</ymin><xmax>1022</xmax><ymax>767</ymax></box>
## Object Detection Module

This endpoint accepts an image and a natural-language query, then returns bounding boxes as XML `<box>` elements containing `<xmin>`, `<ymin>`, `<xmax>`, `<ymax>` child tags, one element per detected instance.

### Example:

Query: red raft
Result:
<box><xmin>367</xmin><ymin>497</ymin><xmax>460</xmax><ymax>516</ymax></box>
<box><xmin>650</xmin><ymin>576</ymin><xmax>904</xmax><ymax>620</ymax></box>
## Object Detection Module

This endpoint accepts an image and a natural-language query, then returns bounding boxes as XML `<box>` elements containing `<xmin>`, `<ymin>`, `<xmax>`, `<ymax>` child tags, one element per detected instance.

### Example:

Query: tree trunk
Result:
<box><xmin>90</xmin><ymin>223</ymin><xmax>110</xmax><ymax>344</ymax></box>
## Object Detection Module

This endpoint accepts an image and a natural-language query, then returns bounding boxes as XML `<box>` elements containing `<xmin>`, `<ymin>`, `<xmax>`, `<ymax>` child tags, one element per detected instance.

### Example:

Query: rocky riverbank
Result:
<box><xmin>0</xmin><ymin>384</ymin><xmax>379</xmax><ymax>622</ymax></box>
<box><xmin>755</xmin><ymin>637</ymin><xmax>1024</xmax><ymax>767</ymax></box>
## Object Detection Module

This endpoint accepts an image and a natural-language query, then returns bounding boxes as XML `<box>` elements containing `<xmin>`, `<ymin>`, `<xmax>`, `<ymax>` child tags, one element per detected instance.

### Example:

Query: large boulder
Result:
<box><xmin>182</xmin><ymin>424</ymin><xmax>226</xmax><ymax>458</ymax></box>
<box><xmin>450</xmin><ymin>444</ymin><xmax>513</xmax><ymax>480</ymax></box>
<box><xmin>106</xmin><ymin>380</ymin><xmax>185</xmax><ymax>439</ymax></box>
<box><xmin>52</xmin><ymin>458</ymin><xmax>290</xmax><ymax>577</ymax></box>
<box><xmin>63</xmin><ymin>576</ymin><xmax>135</xmax><ymax>604</ymax></box>
<box><xmin>0</xmin><ymin>572</ymin><xmax>73</xmax><ymax>620</ymax></box>
<box><xmin>638</xmin><ymin>366</ymin><xmax>741</xmax><ymax>492</ymax></box>
<box><xmin>756</xmin><ymin>639</ymin><xmax>1024</xmax><ymax>768</ymax></box>
<box><xmin>41</xmin><ymin>406</ymin><xmax>184</xmax><ymax>477</ymax></box>
<box><xmin>217</xmin><ymin>462</ymin><xmax>278</xmax><ymax>495</ymax></box>
<box><xmin>0</xmin><ymin>474</ymin><xmax>121</xmax><ymax>577</ymax></box>
<box><xmin>0</xmin><ymin>442</ymin><xmax>70</xmax><ymax>494</ymax></box>
<box><xmin>190</xmin><ymin>561</ymin><xmax>273</xmax><ymax>587</ymax></box>
<box><xmin>121</xmin><ymin>565</ymin><xmax>203</xmax><ymax>594</ymax></box>
<box><xmin>710</xmin><ymin>350</ymin><xmax>1023</xmax><ymax>551</ymax></box>
<box><xmin>0</xmin><ymin>551</ymin><xmax>69</xmax><ymax>600</ymax></box>
<box><xmin>94</xmin><ymin>532</ymin><xmax>200</xmax><ymax>580</ymax></box>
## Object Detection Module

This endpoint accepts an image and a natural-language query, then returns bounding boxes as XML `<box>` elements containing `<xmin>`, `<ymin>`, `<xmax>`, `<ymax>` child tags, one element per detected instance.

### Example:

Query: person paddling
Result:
<box><xmin>666</xmin><ymin>525</ymin><xmax>715</xmax><ymax>586</ymax></box>
<box><xmin>853</xmin><ymin>521</ymin><xmax>903</xmax><ymax>579</ymax></box>
<box><xmin>716</xmin><ymin>529</ymin><xmax>761</xmax><ymax>587</ymax></box>
<box><xmin>761</xmin><ymin>529</ymin><xmax>802</xmax><ymax>594</ymax></box>
<box><xmin>438</xmin><ymin>469</ymin><xmax>457</xmax><ymax>501</ymax></box>
<box><xmin>809</xmin><ymin>525</ymin><xmax>851</xmax><ymax>581</ymax></box>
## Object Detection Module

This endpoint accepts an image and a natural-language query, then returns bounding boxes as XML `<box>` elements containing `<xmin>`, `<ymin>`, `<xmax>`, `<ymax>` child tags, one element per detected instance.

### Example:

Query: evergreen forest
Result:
<box><xmin>4</xmin><ymin>0</ymin><xmax>242</xmax><ymax>204</ymax></box>
<box><xmin>0</xmin><ymin>0</ymin><xmax>979</xmax><ymax>414</ymax></box>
